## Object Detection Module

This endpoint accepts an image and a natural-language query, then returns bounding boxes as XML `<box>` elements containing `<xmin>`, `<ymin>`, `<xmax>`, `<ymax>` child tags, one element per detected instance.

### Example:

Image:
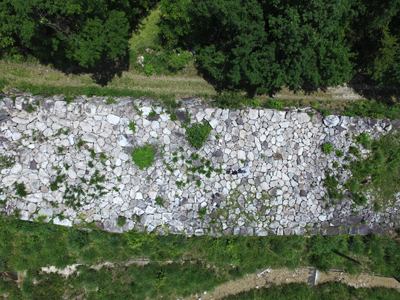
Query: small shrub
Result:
<box><xmin>144</xmin><ymin>64</ymin><xmax>155</xmax><ymax>76</ymax></box>
<box><xmin>77</xmin><ymin>139</ymin><xmax>85</xmax><ymax>149</ymax></box>
<box><xmin>106</xmin><ymin>97</ymin><xmax>116</xmax><ymax>105</ymax></box>
<box><xmin>170</xmin><ymin>113</ymin><xmax>178</xmax><ymax>121</ymax></box>
<box><xmin>0</xmin><ymin>155</ymin><xmax>15</xmax><ymax>168</ymax></box>
<box><xmin>332</xmin><ymin>162</ymin><xmax>339</xmax><ymax>168</ymax></box>
<box><xmin>149</xmin><ymin>110</ymin><xmax>157</xmax><ymax>117</ymax></box>
<box><xmin>349</xmin><ymin>146</ymin><xmax>361</xmax><ymax>156</ymax></box>
<box><xmin>198</xmin><ymin>207</ymin><xmax>207</xmax><ymax>219</ymax></box>
<box><xmin>155</xmin><ymin>197</ymin><xmax>164</xmax><ymax>207</ymax></box>
<box><xmin>263</xmin><ymin>99</ymin><xmax>283</xmax><ymax>110</ymax></box>
<box><xmin>15</xmin><ymin>182</ymin><xmax>27</xmax><ymax>197</ymax></box>
<box><xmin>27</xmin><ymin>104</ymin><xmax>36</xmax><ymax>113</ymax></box>
<box><xmin>131</xmin><ymin>144</ymin><xmax>155</xmax><ymax>170</ymax></box>
<box><xmin>335</xmin><ymin>149</ymin><xmax>344</xmax><ymax>157</ymax></box>
<box><xmin>356</xmin><ymin>132</ymin><xmax>372</xmax><ymax>149</ymax></box>
<box><xmin>117</xmin><ymin>217</ymin><xmax>126</xmax><ymax>227</ymax></box>
<box><xmin>322</xmin><ymin>143</ymin><xmax>333</xmax><ymax>154</ymax></box>
<box><xmin>128</xmin><ymin>121</ymin><xmax>136</xmax><ymax>133</ymax></box>
<box><xmin>186</xmin><ymin>122</ymin><xmax>212</xmax><ymax>149</ymax></box>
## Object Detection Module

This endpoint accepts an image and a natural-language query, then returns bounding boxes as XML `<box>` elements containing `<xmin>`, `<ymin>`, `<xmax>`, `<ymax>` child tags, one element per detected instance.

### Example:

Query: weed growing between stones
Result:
<box><xmin>0</xmin><ymin>155</ymin><xmax>15</xmax><ymax>168</ymax></box>
<box><xmin>77</xmin><ymin>139</ymin><xmax>85</xmax><ymax>150</ymax></box>
<box><xmin>14</xmin><ymin>182</ymin><xmax>27</xmax><ymax>197</ymax></box>
<box><xmin>131</xmin><ymin>144</ymin><xmax>156</xmax><ymax>170</ymax></box>
<box><xmin>322</xmin><ymin>142</ymin><xmax>334</xmax><ymax>154</ymax></box>
<box><xmin>324</xmin><ymin>131</ymin><xmax>400</xmax><ymax>210</ymax></box>
<box><xmin>106</xmin><ymin>97</ymin><xmax>116</xmax><ymax>105</ymax></box>
<box><xmin>53</xmin><ymin>128</ymin><xmax>69</xmax><ymax>137</ymax></box>
<box><xmin>185</xmin><ymin>122</ymin><xmax>212</xmax><ymax>150</ymax></box>
<box><xmin>128</xmin><ymin>121</ymin><xmax>136</xmax><ymax>133</ymax></box>
<box><xmin>117</xmin><ymin>217</ymin><xmax>126</xmax><ymax>227</ymax></box>
<box><xmin>155</xmin><ymin>197</ymin><xmax>164</xmax><ymax>207</ymax></box>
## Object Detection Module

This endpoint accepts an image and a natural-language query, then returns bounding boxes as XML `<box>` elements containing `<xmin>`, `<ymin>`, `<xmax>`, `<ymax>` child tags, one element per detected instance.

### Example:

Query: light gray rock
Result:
<box><xmin>323</xmin><ymin>115</ymin><xmax>340</xmax><ymax>127</ymax></box>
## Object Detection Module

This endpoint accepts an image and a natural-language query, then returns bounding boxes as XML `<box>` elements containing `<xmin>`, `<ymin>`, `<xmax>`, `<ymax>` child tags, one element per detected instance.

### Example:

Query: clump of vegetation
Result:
<box><xmin>335</xmin><ymin>149</ymin><xmax>344</xmax><ymax>157</ymax></box>
<box><xmin>15</xmin><ymin>182</ymin><xmax>27</xmax><ymax>197</ymax></box>
<box><xmin>155</xmin><ymin>197</ymin><xmax>164</xmax><ymax>207</ymax></box>
<box><xmin>356</xmin><ymin>132</ymin><xmax>372</xmax><ymax>149</ymax></box>
<box><xmin>186</xmin><ymin>122</ymin><xmax>212</xmax><ymax>149</ymax></box>
<box><xmin>149</xmin><ymin>110</ymin><xmax>157</xmax><ymax>117</ymax></box>
<box><xmin>117</xmin><ymin>217</ymin><xmax>126</xmax><ymax>227</ymax></box>
<box><xmin>77</xmin><ymin>139</ymin><xmax>85</xmax><ymax>150</ymax></box>
<box><xmin>198</xmin><ymin>207</ymin><xmax>207</xmax><ymax>219</ymax></box>
<box><xmin>322</xmin><ymin>143</ymin><xmax>334</xmax><ymax>154</ymax></box>
<box><xmin>0</xmin><ymin>155</ymin><xmax>15</xmax><ymax>168</ymax></box>
<box><xmin>131</xmin><ymin>144</ymin><xmax>155</xmax><ymax>169</ymax></box>
<box><xmin>106</xmin><ymin>97</ymin><xmax>116</xmax><ymax>105</ymax></box>
<box><xmin>170</xmin><ymin>113</ymin><xmax>178</xmax><ymax>121</ymax></box>
<box><xmin>128</xmin><ymin>121</ymin><xmax>136</xmax><ymax>133</ymax></box>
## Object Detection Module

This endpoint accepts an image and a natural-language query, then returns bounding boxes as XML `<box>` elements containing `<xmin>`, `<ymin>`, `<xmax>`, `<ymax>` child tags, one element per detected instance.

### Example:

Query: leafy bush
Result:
<box><xmin>356</xmin><ymin>132</ymin><xmax>372</xmax><ymax>149</ymax></box>
<box><xmin>322</xmin><ymin>143</ymin><xmax>334</xmax><ymax>154</ymax></box>
<box><xmin>15</xmin><ymin>182</ymin><xmax>27</xmax><ymax>197</ymax></box>
<box><xmin>117</xmin><ymin>217</ymin><xmax>126</xmax><ymax>227</ymax></box>
<box><xmin>155</xmin><ymin>197</ymin><xmax>164</xmax><ymax>207</ymax></box>
<box><xmin>263</xmin><ymin>99</ymin><xmax>283</xmax><ymax>110</ymax></box>
<box><xmin>335</xmin><ymin>149</ymin><xmax>344</xmax><ymax>157</ymax></box>
<box><xmin>212</xmin><ymin>90</ymin><xmax>246</xmax><ymax>109</ymax></box>
<box><xmin>131</xmin><ymin>144</ymin><xmax>155</xmax><ymax>169</ymax></box>
<box><xmin>186</xmin><ymin>122</ymin><xmax>212</xmax><ymax>149</ymax></box>
<box><xmin>144</xmin><ymin>64</ymin><xmax>155</xmax><ymax>76</ymax></box>
<box><xmin>128</xmin><ymin>121</ymin><xmax>136</xmax><ymax>133</ymax></box>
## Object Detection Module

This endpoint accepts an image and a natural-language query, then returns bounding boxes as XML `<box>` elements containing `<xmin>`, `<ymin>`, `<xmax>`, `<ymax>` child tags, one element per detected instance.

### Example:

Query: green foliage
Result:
<box><xmin>356</xmin><ymin>132</ymin><xmax>372</xmax><ymax>149</ymax></box>
<box><xmin>323</xmin><ymin>174</ymin><xmax>344</xmax><ymax>200</ymax></box>
<box><xmin>198</xmin><ymin>207</ymin><xmax>207</xmax><ymax>219</ymax></box>
<box><xmin>212</xmin><ymin>90</ymin><xmax>245</xmax><ymax>109</ymax></box>
<box><xmin>77</xmin><ymin>139</ymin><xmax>85</xmax><ymax>150</ymax></box>
<box><xmin>0</xmin><ymin>0</ymin><xmax>154</xmax><ymax>68</ymax></box>
<box><xmin>186</xmin><ymin>122</ymin><xmax>212</xmax><ymax>149</ymax></box>
<box><xmin>335</xmin><ymin>149</ymin><xmax>344</xmax><ymax>157</ymax></box>
<box><xmin>155</xmin><ymin>197</ymin><xmax>164</xmax><ymax>207</ymax></box>
<box><xmin>332</xmin><ymin>162</ymin><xmax>339</xmax><ymax>168</ymax></box>
<box><xmin>322</xmin><ymin>143</ymin><xmax>334</xmax><ymax>154</ymax></box>
<box><xmin>343</xmin><ymin>100</ymin><xmax>400</xmax><ymax>120</ymax></box>
<box><xmin>349</xmin><ymin>146</ymin><xmax>361</xmax><ymax>156</ymax></box>
<box><xmin>170</xmin><ymin>113</ymin><xmax>178</xmax><ymax>121</ymax></box>
<box><xmin>15</xmin><ymin>182</ymin><xmax>27</xmax><ymax>197</ymax></box>
<box><xmin>144</xmin><ymin>64</ymin><xmax>155</xmax><ymax>76</ymax></box>
<box><xmin>347</xmin><ymin>132</ymin><xmax>400</xmax><ymax>206</ymax></box>
<box><xmin>128</xmin><ymin>121</ymin><xmax>136</xmax><ymax>133</ymax></box>
<box><xmin>263</xmin><ymin>99</ymin><xmax>283</xmax><ymax>110</ymax></box>
<box><xmin>131</xmin><ymin>144</ymin><xmax>155</xmax><ymax>170</ymax></box>
<box><xmin>50</xmin><ymin>173</ymin><xmax>66</xmax><ymax>191</ymax></box>
<box><xmin>0</xmin><ymin>155</ymin><xmax>15</xmax><ymax>168</ymax></box>
<box><xmin>116</xmin><ymin>217</ymin><xmax>126</xmax><ymax>228</ymax></box>
<box><xmin>164</xmin><ymin>0</ymin><xmax>355</xmax><ymax>93</ymax></box>
<box><xmin>105</xmin><ymin>97</ymin><xmax>116</xmax><ymax>105</ymax></box>
<box><xmin>159</xmin><ymin>0</ymin><xmax>191</xmax><ymax>49</ymax></box>
<box><xmin>225</xmin><ymin>282</ymin><xmax>400</xmax><ymax>299</ymax></box>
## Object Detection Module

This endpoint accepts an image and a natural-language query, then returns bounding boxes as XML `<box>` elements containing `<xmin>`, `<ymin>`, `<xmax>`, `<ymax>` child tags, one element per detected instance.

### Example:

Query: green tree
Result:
<box><xmin>0</xmin><ymin>0</ymin><xmax>154</xmax><ymax>68</ymax></box>
<box><xmin>167</xmin><ymin>0</ymin><xmax>355</xmax><ymax>93</ymax></box>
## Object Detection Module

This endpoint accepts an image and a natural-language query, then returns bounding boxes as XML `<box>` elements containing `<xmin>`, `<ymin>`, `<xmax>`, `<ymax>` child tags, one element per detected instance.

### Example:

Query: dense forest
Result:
<box><xmin>1</xmin><ymin>0</ymin><xmax>400</xmax><ymax>93</ymax></box>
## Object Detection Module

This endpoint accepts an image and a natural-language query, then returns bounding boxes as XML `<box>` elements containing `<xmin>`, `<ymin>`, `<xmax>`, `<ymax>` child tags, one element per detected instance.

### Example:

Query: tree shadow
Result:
<box><xmin>65</xmin><ymin>54</ymin><xmax>130</xmax><ymax>87</ymax></box>
<box><xmin>347</xmin><ymin>73</ymin><xmax>400</xmax><ymax>105</ymax></box>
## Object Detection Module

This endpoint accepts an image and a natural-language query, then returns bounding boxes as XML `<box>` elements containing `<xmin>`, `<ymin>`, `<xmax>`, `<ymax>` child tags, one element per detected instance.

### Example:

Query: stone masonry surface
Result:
<box><xmin>0</xmin><ymin>91</ymin><xmax>399</xmax><ymax>236</ymax></box>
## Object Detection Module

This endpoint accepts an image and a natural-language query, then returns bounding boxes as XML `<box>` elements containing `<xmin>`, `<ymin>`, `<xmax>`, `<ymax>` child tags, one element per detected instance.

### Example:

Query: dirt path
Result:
<box><xmin>184</xmin><ymin>267</ymin><xmax>400</xmax><ymax>300</ymax></box>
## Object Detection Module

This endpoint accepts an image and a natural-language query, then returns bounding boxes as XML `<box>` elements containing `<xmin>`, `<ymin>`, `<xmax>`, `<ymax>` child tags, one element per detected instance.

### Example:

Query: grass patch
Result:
<box><xmin>225</xmin><ymin>283</ymin><xmax>400</xmax><ymax>299</ymax></box>
<box><xmin>347</xmin><ymin>131</ymin><xmax>400</xmax><ymax>206</ymax></box>
<box><xmin>0</xmin><ymin>218</ymin><xmax>400</xmax><ymax>298</ymax></box>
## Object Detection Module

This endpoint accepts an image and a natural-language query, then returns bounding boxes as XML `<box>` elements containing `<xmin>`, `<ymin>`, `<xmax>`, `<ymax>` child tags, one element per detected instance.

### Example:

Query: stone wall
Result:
<box><xmin>0</xmin><ymin>90</ymin><xmax>399</xmax><ymax>236</ymax></box>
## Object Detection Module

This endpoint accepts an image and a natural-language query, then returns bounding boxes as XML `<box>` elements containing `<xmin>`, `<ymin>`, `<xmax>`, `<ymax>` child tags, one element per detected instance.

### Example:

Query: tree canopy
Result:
<box><xmin>160</xmin><ymin>0</ymin><xmax>400</xmax><ymax>91</ymax></box>
<box><xmin>0</xmin><ymin>0</ymin><xmax>154</xmax><ymax>68</ymax></box>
